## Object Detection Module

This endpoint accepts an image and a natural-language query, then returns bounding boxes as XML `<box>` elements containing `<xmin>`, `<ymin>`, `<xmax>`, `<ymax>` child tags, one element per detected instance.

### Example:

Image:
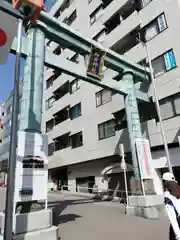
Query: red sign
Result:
<box><xmin>0</xmin><ymin>28</ymin><xmax>7</xmax><ymax>47</ymax></box>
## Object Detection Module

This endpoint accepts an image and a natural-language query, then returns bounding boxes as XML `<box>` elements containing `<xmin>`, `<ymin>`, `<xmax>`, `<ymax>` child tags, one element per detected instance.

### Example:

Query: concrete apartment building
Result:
<box><xmin>42</xmin><ymin>0</ymin><xmax>180</xmax><ymax>193</ymax></box>
<box><xmin>0</xmin><ymin>81</ymin><xmax>23</xmax><ymax>171</ymax></box>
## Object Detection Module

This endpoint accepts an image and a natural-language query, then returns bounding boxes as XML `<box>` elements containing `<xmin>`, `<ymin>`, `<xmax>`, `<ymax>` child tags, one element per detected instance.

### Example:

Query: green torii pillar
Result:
<box><xmin>20</xmin><ymin>25</ymin><xmax>147</xmax><ymax>194</ymax></box>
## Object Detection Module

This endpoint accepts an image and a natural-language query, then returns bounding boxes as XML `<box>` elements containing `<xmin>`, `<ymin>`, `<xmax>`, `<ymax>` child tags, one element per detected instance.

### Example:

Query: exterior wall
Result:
<box><xmin>42</xmin><ymin>0</ymin><xmax>180</xmax><ymax>179</ymax></box>
<box><xmin>67</xmin><ymin>159</ymin><xmax>111</xmax><ymax>192</ymax></box>
<box><xmin>0</xmin><ymin>81</ymin><xmax>23</xmax><ymax>163</ymax></box>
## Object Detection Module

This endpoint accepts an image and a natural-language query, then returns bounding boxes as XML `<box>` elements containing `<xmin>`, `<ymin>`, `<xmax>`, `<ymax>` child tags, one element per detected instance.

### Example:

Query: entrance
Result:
<box><xmin>76</xmin><ymin>176</ymin><xmax>95</xmax><ymax>194</ymax></box>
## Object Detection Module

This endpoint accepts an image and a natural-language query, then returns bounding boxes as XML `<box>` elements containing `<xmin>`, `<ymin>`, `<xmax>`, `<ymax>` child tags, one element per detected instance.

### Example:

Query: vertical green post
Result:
<box><xmin>19</xmin><ymin>27</ymin><xmax>45</xmax><ymax>132</ymax></box>
<box><xmin>18</xmin><ymin>27</ymin><xmax>45</xmax><ymax>212</ymax></box>
<box><xmin>122</xmin><ymin>72</ymin><xmax>142</xmax><ymax>180</ymax></box>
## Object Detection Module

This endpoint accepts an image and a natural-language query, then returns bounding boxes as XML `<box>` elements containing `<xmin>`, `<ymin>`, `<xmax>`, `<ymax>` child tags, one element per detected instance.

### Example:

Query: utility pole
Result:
<box><xmin>137</xmin><ymin>37</ymin><xmax>173</xmax><ymax>174</ymax></box>
<box><xmin>4</xmin><ymin>18</ymin><xmax>23</xmax><ymax>240</ymax></box>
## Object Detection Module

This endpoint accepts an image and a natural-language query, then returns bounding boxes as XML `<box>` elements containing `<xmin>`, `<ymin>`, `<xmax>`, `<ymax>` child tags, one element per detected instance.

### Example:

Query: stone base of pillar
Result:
<box><xmin>0</xmin><ymin>209</ymin><xmax>58</xmax><ymax>239</ymax></box>
<box><xmin>126</xmin><ymin>195</ymin><xmax>166</xmax><ymax>219</ymax></box>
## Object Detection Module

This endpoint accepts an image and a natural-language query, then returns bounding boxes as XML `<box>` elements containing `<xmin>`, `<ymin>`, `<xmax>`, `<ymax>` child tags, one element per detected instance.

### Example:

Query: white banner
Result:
<box><xmin>14</xmin><ymin>131</ymin><xmax>48</xmax><ymax>203</ymax></box>
<box><xmin>135</xmin><ymin>138</ymin><xmax>153</xmax><ymax>179</ymax></box>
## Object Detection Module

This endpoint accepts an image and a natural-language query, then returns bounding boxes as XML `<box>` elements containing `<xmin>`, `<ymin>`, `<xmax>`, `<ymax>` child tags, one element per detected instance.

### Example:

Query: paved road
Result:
<box><xmin>48</xmin><ymin>192</ymin><xmax>169</xmax><ymax>240</ymax></box>
<box><xmin>0</xmin><ymin>188</ymin><xmax>169</xmax><ymax>240</ymax></box>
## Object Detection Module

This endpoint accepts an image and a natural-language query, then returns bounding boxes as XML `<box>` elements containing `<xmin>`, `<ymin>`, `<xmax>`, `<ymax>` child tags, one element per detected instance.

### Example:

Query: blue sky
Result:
<box><xmin>0</xmin><ymin>0</ymin><xmax>55</xmax><ymax>102</ymax></box>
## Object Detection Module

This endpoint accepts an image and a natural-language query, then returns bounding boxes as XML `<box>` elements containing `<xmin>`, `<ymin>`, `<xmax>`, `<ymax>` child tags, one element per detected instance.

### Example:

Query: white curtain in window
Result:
<box><xmin>71</xmin><ymin>81</ymin><xmax>77</xmax><ymax>93</ymax></box>
<box><xmin>102</xmin><ymin>90</ymin><xmax>111</xmax><ymax>104</ymax></box>
<box><xmin>96</xmin><ymin>92</ymin><xmax>102</xmax><ymax>106</ymax></box>
<box><xmin>98</xmin><ymin>124</ymin><xmax>104</xmax><ymax>139</ymax></box>
<box><xmin>152</xmin><ymin>56</ymin><xmax>165</xmax><ymax>78</ymax></box>
<box><xmin>49</xmin><ymin>97</ymin><xmax>55</xmax><ymax>108</ymax></box>
<box><xmin>105</xmin><ymin>121</ymin><xmax>115</xmax><ymax>137</ymax></box>
<box><xmin>145</xmin><ymin>22</ymin><xmax>158</xmax><ymax>41</ymax></box>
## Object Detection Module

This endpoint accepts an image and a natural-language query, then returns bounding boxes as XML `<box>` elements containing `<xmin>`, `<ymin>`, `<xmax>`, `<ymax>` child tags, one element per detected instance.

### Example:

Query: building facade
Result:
<box><xmin>0</xmin><ymin>81</ymin><xmax>23</xmax><ymax>171</ymax></box>
<box><xmin>42</xmin><ymin>0</ymin><xmax>180</xmax><ymax>193</ymax></box>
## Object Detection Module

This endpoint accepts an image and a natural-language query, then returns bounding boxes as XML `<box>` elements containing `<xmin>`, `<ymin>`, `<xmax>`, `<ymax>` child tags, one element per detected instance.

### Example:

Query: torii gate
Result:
<box><xmin>12</xmin><ymin>11</ymin><xmax>151</xmax><ymax>178</ymax></box>
<box><xmin>1</xmin><ymin>0</ymin><xmax>152</xmax><ymax>182</ymax></box>
<box><xmin>1</xmin><ymin>1</ymin><xmax>161</xmax><ymax>239</ymax></box>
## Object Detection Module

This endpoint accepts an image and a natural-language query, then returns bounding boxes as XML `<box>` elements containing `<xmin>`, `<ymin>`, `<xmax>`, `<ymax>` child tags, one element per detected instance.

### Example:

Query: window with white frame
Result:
<box><xmin>96</xmin><ymin>89</ymin><xmax>112</xmax><ymax>107</ymax></box>
<box><xmin>152</xmin><ymin>49</ymin><xmax>176</xmax><ymax>78</ymax></box>
<box><xmin>98</xmin><ymin>119</ymin><xmax>115</xmax><ymax>140</ymax></box>
<box><xmin>70</xmin><ymin>79</ymin><xmax>80</xmax><ymax>94</ymax></box>
<box><xmin>159</xmin><ymin>93</ymin><xmax>180</xmax><ymax>120</ymax></box>
<box><xmin>45</xmin><ymin>97</ymin><xmax>55</xmax><ymax>110</ymax></box>
<box><xmin>90</xmin><ymin>5</ymin><xmax>103</xmax><ymax>25</ymax></box>
<box><xmin>143</xmin><ymin>13</ymin><xmax>167</xmax><ymax>42</ymax></box>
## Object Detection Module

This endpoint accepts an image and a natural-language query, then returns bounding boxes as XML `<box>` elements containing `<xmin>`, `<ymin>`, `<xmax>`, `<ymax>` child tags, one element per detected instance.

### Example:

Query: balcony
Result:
<box><xmin>46</xmin><ymin>106</ymin><xmax>71</xmax><ymax>139</ymax></box>
<box><xmin>54</xmin><ymin>133</ymin><xmax>71</xmax><ymax>152</ymax></box>
<box><xmin>104</xmin><ymin>11</ymin><xmax>140</xmax><ymax>49</ymax></box>
<box><xmin>146</xmin><ymin>116</ymin><xmax>180</xmax><ymax>147</ymax></box>
<box><xmin>52</xmin><ymin>92</ymin><xmax>70</xmax><ymax>116</ymax></box>
<box><xmin>124</xmin><ymin>42</ymin><xmax>146</xmax><ymax>64</ymax></box>
<box><xmin>53</xmin><ymin>81</ymin><xmax>70</xmax><ymax>101</ymax></box>
<box><xmin>46</xmin><ymin>69</ymin><xmax>62</xmax><ymax>90</ymax></box>
<box><xmin>102</xmin><ymin>0</ymin><xmax>128</xmax><ymax>24</ymax></box>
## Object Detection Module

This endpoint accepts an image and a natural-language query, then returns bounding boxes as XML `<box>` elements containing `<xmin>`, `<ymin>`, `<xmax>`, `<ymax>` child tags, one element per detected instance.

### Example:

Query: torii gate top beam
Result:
<box><xmin>2</xmin><ymin>2</ymin><xmax>150</xmax><ymax>83</ymax></box>
<box><xmin>0</xmin><ymin>1</ymin><xmax>23</xmax><ymax>19</ymax></box>
<box><xmin>39</xmin><ymin>11</ymin><xmax>150</xmax><ymax>82</ymax></box>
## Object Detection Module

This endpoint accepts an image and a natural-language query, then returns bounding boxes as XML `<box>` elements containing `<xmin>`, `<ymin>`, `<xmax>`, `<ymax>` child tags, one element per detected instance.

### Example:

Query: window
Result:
<box><xmin>93</xmin><ymin>29</ymin><xmax>106</xmax><ymax>43</ymax></box>
<box><xmin>90</xmin><ymin>5</ymin><xmax>103</xmax><ymax>25</ymax></box>
<box><xmin>96</xmin><ymin>89</ymin><xmax>112</xmax><ymax>107</ymax></box>
<box><xmin>159</xmin><ymin>93</ymin><xmax>180</xmax><ymax>121</ymax></box>
<box><xmin>45</xmin><ymin>97</ymin><xmax>55</xmax><ymax>110</ymax></box>
<box><xmin>46</xmin><ymin>40</ymin><xmax>52</xmax><ymax>47</ymax></box>
<box><xmin>54</xmin><ymin>9</ymin><xmax>61</xmax><ymax>18</ymax></box>
<box><xmin>140</xmin><ymin>0</ymin><xmax>152</xmax><ymax>8</ymax></box>
<box><xmin>48</xmin><ymin>143</ymin><xmax>54</xmax><ymax>156</ymax></box>
<box><xmin>70</xmin><ymin>79</ymin><xmax>80</xmax><ymax>94</ymax></box>
<box><xmin>46</xmin><ymin>119</ymin><xmax>54</xmax><ymax>132</ymax></box>
<box><xmin>98</xmin><ymin>120</ymin><xmax>115</xmax><ymax>140</ymax></box>
<box><xmin>54</xmin><ymin>133</ymin><xmax>70</xmax><ymax>151</ymax></box>
<box><xmin>113</xmin><ymin>109</ymin><xmax>127</xmax><ymax>131</ymax></box>
<box><xmin>143</xmin><ymin>13</ymin><xmax>167</xmax><ymax>42</ymax></box>
<box><xmin>152</xmin><ymin>49</ymin><xmax>176</xmax><ymax>78</ymax></box>
<box><xmin>46</xmin><ymin>77</ymin><xmax>54</xmax><ymax>89</ymax></box>
<box><xmin>46</xmin><ymin>69</ymin><xmax>62</xmax><ymax>89</ymax></box>
<box><xmin>53</xmin><ymin>45</ymin><xmax>61</xmax><ymax>55</ymax></box>
<box><xmin>70</xmin><ymin>132</ymin><xmax>83</xmax><ymax>148</ymax></box>
<box><xmin>70</xmin><ymin>53</ymin><xmax>79</xmax><ymax>63</ymax></box>
<box><xmin>70</xmin><ymin>103</ymin><xmax>81</xmax><ymax>120</ymax></box>
<box><xmin>65</xmin><ymin>10</ymin><xmax>77</xmax><ymax>25</ymax></box>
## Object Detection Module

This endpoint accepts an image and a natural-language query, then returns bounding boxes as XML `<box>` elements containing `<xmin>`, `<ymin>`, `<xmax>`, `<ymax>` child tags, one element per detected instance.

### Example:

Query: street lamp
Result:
<box><xmin>137</xmin><ymin>37</ymin><xmax>173</xmax><ymax>174</ymax></box>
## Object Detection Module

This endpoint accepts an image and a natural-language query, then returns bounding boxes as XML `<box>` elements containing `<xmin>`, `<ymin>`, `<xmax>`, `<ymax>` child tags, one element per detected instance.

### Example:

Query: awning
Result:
<box><xmin>101</xmin><ymin>162</ymin><xmax>133</xmax><ymax>176</ymax></box>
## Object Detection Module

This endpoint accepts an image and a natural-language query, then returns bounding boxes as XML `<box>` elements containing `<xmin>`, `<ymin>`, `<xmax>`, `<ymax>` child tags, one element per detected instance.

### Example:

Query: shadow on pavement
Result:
<box><xmin>56</xmin><ymin>213</ymin><xmax>81</xmax><ymax>225</ymax></box>
<box><xmin>47</xmin><ymin>198</ymin><xmax>101</xmax><ymax>226</ymax></box>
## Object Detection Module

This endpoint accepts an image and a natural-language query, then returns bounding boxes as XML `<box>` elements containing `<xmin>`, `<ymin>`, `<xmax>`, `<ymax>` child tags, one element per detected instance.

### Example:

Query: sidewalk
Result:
<box><xmin>50</xmin><ymin>190</ymin><xmax>120</xmax><ymax>202</ymax></box>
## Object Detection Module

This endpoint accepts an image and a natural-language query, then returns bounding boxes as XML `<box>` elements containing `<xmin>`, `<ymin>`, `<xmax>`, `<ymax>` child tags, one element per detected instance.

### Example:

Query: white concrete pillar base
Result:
<box><xmin>0</xmin><ymin>209</ymin><xmax>58</xmax><ymax>239</ymax></box>
<box><xmin>126</xmin><ymin>195</ymin><xmax>166</xmax><ymax>219</ymax></box>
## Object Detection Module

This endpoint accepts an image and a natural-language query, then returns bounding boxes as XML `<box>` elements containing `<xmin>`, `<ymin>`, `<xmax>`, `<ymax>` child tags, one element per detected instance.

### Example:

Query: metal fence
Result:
<box><xmin>59</xmin><ymin>184</ymin><xmax>135</xmax><ymax>204</ymax></box>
